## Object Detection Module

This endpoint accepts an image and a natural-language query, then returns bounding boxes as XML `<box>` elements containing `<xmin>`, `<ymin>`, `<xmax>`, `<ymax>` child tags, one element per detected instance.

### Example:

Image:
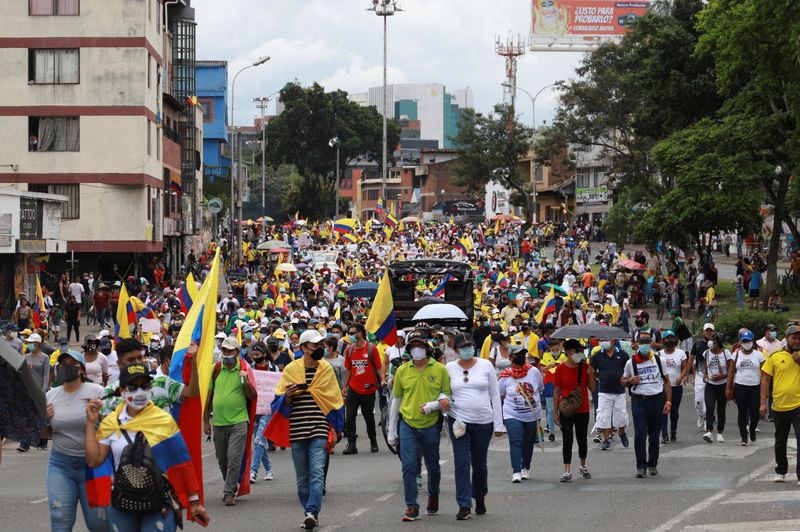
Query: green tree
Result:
<box><xmin>264</xmin><ymin>82</ymin><xmax>400</xmax><ymax>220</ymax></box>
<box><xmin>452</xmin><ymin>104</ymin><xmax>534</xmax><ymax>227</ymax></box>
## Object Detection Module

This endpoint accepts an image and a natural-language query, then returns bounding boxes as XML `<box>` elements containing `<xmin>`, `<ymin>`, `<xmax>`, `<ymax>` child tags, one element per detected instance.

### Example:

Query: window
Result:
<box><xmin>156</xmin><ymin>0</ymin><xmax>161</xmax><ymax>33</ymax></box>
<box><xmin>29</xmin><ymin>49</ymin><xmax>79</xmax><ymax>84</ymax></box>
<box><xmin>593</xmin><ymin>167</ymin><xmax>607</xmax><ymax>187</ymax></box>
<box><xmin>199</xmin><ymin>99</ymin><xmax>214</xmax><ymax>122</ymax></box>
<box><xmin>367</xmin><ymin>190</ymin><xmax>379</xmax><ymax>201</ymax></box>
<box><xmin>577</xmin><ymin>168</ymin><xmax>591</xmax><ymax>188</ymax></box>
<box><xmin>29</xmin><ymin>0</ymin><xmax>79</xmax><ymax>15</ymax></box>
<box><xmin>535</xmin><ymin>163</ymin><xmax>544</xmax><ymax>183</ymax></box>
<box><xmin>29</xmin><ymin>184</ymin><xmax>80</xmax><ymax>219</ymax></box>
<box><xmin>28</xmin><ymin>117</ymin><xmax>79</xmax><ymax>152</ymax></box>
<box><xmin>147</xmin><ymin>120</ymin><xmax>152</xmax><ymax>155</ymax></box>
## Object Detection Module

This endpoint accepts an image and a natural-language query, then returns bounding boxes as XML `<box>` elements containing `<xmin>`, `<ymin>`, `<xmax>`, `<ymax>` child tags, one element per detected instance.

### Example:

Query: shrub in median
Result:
<box><xmin>713</xmin><ymin>310</ymin><xmax>788</xmax><ymax>344</ymax></box>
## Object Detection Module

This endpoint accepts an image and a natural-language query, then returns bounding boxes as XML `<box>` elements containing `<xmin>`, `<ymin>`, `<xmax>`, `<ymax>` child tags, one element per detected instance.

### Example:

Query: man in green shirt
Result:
<box><xmin>203</xmin><ymin>336</ymin><xmax>257</xmax><ymax>505</ymax></box>
<box><xmin>388</xmin><ymin>330</ymin><xmax>452</xmax><ymax>522</ymax></box>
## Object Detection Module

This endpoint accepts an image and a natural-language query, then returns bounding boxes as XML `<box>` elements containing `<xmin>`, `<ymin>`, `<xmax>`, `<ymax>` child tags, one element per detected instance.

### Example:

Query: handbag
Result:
<box><xmin>558</xmin><ymin>362</ymin><xmax>583</xmax><ymax>418</ymax></box>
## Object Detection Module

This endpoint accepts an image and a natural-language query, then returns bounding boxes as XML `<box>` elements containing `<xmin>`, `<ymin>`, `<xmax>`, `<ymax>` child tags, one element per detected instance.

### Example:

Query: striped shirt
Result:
<box><xmin>289</xmin><ymin>367</ymin><xmax>329</xmax><ymax>442</ymax></box>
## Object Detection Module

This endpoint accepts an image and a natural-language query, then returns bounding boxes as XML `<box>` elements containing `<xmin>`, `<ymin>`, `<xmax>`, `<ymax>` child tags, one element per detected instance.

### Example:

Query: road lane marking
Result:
<box><xmin>29</xmin><ymin>497</ymin><xmax>48</xmax><ymax>504</ymax></box>
<box><xmin>722</xmin><ymin>490</ymin><xmax>800</xmax><ymax>504</ymax></box>
<box><xmin>375</xmin><ymin>492</ymin><xmax>395</xmax><ymax>502</ymax></box>
<box><xmin>684</xmin><ymin>519</ymin><xmax>800</xmax><ymax>531</ymax></box>
<box><xmin>348</xmin><ymin>507</ymin><xmax>370</xmax><ymax>517</ymax></box>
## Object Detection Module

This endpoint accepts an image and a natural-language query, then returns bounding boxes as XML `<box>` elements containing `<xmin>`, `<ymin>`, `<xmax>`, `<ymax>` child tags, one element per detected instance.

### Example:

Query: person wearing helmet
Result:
<box><xmin>388</xmin><ymin>329</ymin><xmax>452</xmax><ymax>522</ymax></box>
<box><xmin>702</xmin><ymin>332</ymin><xmax>732</xmax><ymax>443</ymax></box>
<box><xmin>727</xmin><ymin>330</ymin><xmax>765</xmax><ymax>446</ymax></box>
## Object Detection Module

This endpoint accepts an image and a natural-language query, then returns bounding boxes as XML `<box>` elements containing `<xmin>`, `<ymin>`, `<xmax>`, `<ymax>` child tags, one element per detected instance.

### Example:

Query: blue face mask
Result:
<box><xmin>459</xmin><ymin>346</ymin><xmax>475</xmax><ymax>360</ymax></box>
<box><xmin>599</xmin><ymin>341</ymin><xmax>611</xmax><ymax>351</ymax></box>
<box><xmin>638</xmin><ymin>345</ymin><xmax>652</xmax><ymax>355</ymax></box>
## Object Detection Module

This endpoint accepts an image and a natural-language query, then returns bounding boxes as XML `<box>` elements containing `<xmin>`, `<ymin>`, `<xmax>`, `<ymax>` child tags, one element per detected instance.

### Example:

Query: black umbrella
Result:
<box><xmin>551</xmin><ymin>323</ymin><xmax>630</xmax><ymax>340</ymax></box>
<box><xmin>0</xmin><ymin>339</ymin><xmax>47</xmax><ymax>445</ymax></box>
<box><xmin>346</xmin><ymin>281</ymin><xmax>379</xmax><ymax>299</ymax></box>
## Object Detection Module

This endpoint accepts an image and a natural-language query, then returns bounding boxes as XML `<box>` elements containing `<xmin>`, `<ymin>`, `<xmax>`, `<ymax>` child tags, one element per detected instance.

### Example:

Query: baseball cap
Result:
<box><xmin>57</xmin><ymin>350</ymin><xmax>86</xmax><ymax>367</ymax></box>
<box><xmin>298</xmin><ymin>330</ymin><xmax>324</xmax><ymax>345</ymax></box>
<box><xmin>271</xmin><ymin>328</ymin><xmax>287</xmax><ymax>340</ymax></box>
<box><xmin>98</xmin><ymin>330</ymin><xmax>110</xmax><ymax>339</ymax></box>
<box><xmin>24</xmin><ymin>333</ymin><xmax>42</xmax><ymax>343</ymax></box>
<box><xmin>21</xmin><ymin>329</ymin><xmax>32</xmax><ymax>336</ymax></box>
<box><xmin>221</xmin><ymin>336</ymin><xmax>241</xmax><ymax>350</ymax></box>
<box><xmin>739</xmin><ymin>330</ymin><xmax>755</xmax><ymax>341</ymax></box>
<box><xmin>785</xmin><ymin>324</ymin><xmax>800</xmax><ymax>336</ymax></box>
<box><xmin>766</xmin><ymin>323</ymin><xmax>777</xmax><ymax>331</ymax></box>
<box><xmin>453</xmin><ymin>333</ymin><xmax>474</xmax><ymax>349</ymax></box>
<box><xmin>662</xmin><ymin>329</ymin><xmax>676</xmax><ymax>339</ymax></box>
<box><xmin>57</xmin><ymin>337</ymin><xmax>69</xmax><ymax>349</ymax></box>
<box><xmin>118</xmin><ymin>363</ymin><xmax>153</xmax><ymax>386</ymax></box>
<box><xmin>214</xmin><ymin>332</ymin><xmax>227</xmax><ymax>340</ymax></box>
<box><xmin>703</xmin><ymin>323</ymin><xmax>715</xmax><ymax>331</ymax></box>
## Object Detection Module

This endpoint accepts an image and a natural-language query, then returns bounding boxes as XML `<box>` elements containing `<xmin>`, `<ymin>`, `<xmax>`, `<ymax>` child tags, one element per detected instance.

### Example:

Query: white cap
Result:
<box><xmin>214</xmin><ymin>332</ymin><xmax>227</xmax><ymax>340</ymax></box>
<box><xmin>221</xmin><ymin>336</ymin><xmax>241</xmax><ymax>350</ymax></box>
<box><xmin>703</xmin><ymin>323</ymin><xmax>715</xmax><ymax>331</ymax></box>
<box><xmin>98</xmin><ymin>330</ymin><xmax>110</xmax><ymax>339</ymax></box>
<box><xmin>150</xmin><ymin>334</ymin><xmax>161</xmax><ymax>341</ymax></box>
<box><xmin>298</xmin><ymin>330</ymin><xmax>324</xmax><ymax>345</ymax></box>
<box><xmin>248</xmin><ymin>319</ymin><xmax>257</xmax><ymax>327</ymax></box>
<box><xmin>25</xmin><ymin>333</ymin><xmax>42</xmax><ymax>343</ymax></box>
<box><xmin>237</xmin><ymin>308</ymin><xmax>246</xmax><ymax>317</ymax></box>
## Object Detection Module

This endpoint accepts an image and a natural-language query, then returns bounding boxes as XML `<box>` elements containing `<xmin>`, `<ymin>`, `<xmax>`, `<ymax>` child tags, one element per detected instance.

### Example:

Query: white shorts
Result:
<box><xmin>595</xmin><ymin>393</ymin><xmax>629</xmax><ymax>429</ymax></box>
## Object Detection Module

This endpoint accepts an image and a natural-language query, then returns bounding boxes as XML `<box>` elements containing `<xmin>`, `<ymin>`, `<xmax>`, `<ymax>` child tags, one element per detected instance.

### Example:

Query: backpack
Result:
<box><xmin>629</xmin><ymin>356</ymin><xmax>664</xmax><ymax>396</ymax></box>
<box><xmin>111</xmin><ymin>428</ymin><xmax>166</xmax><ymax>513</ymax></box>
<box><xmin>558</xmin><ymin>362</ymin><xmax>584</xmax><ymax>418</ymax></box>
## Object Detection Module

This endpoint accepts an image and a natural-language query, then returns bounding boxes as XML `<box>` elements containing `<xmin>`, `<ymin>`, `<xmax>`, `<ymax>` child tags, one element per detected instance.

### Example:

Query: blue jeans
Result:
<box><xmin>736</xmin><ymin>286</ymin><xmax>745</xmax><ymax>309</ymax></box>
<box><xmin>47</xmin><ymin>450</ymin><xmax>109</xmax><ymax>532</ymax></box>
<box><xmin>504</xmin><ymin>418</ymin><xmax>535</xmax><ymax>473</ymax></box>
<box><xmin>107</xmin><ymin>506</ymin><xmax>175</xmax><ymax>532</ymax></box>
<box><xmin>399</xmin><ymin>419</ymin><xmax>441</xmax><ymax>509</ymax></box>
<box><xmin>631</xmin><ymin>394</ymin><xmax>664</xmax><ymax>470</ymax></box>
<box><xmin>544</xmin><ymin>396</ymin><xmax>555</xmax><ymax>433</ymax></box>
<box><xmin>251</xmin><ymin>414</ymin><xmax>273</xmax><ymax>475</ymax></box>
<box><xmin>447</xmin><ymin>417</ymin><xmax>493</xmax><ymax>509</ymax></box>
<box><xmin>290</xmin><ymin>437</ymin><xmax>327</xmax><ymax>516</ymax></box>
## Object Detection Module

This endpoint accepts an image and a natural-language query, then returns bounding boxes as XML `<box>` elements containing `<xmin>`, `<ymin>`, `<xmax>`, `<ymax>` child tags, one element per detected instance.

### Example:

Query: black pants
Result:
<box><xmin>344</xmin><ymin>389</ymin><xmax>377</xmax><ymax>442</ymax></box>
<box><xmin>66</xmin><ymin>319</ymin><xmax>80</xmax><ymax>342</ymax></box>
<box><xmin>734</xmin><ymin>383</ymin><xmax>760</xmax><ymax>442</ymax></box>
<box><xmin>661</xmin><ymin>386</ymin><xmax>683</xmax><ymax>438</ymax></box>
<box><xmin>773</xmin><ymin>407</ymin><xmax>800</xmax><ymax>476</ymax></box>
<box><xmin>632</xmin><ymin>393</ymin><xmax>664</xmax><ymax>470</ymax></box>
<box><xmin>704</xmin><ymin>383</ymin><xmax>727</xmax><ymax>432</ymax></box>
<box><xmin>560</xmin><ymin>412</ymin><xmax>589</xmax><ymax>465</ymax></box>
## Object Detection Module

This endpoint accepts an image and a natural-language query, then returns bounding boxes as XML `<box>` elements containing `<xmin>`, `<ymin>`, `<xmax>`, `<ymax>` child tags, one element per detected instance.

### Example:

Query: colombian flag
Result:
<box><xmin>177</xmin><ymin>272</ymin><xmax>198</xmax><ymax>314</ymax></box>
<box><xmin>88</xmin><ymin>402</ymin><xmax>200</xmax><ymax>511</ymax></box>
<box><xmin>365</xmin><ymin>269</ymin><xmax>398</xmax><ymax>346</ymax></box>
<box><xmin>341</xmin><ymin>232</ymin><xmax>359</xmax><ymax>244</ymax></box>
<box><xmin>264</xmin><ymin>358</ymin><xmax>344</xmax><ymax>448</ymax></box>
<box><xmin>432</xmin><ymin>274</ymin><xmax>454</xmax><ymax>298</ymax></box>
<box><xmin>385</xmin><ymin>211</ymin><xmax>398</xmax><ymax>229</ymax></box>
<box><xmin>33</xmin><ymin>274</ymin><xmax>45</xmax><ymax>328</ymax></box>
<box><xmin>376</xmin><ymin>198</ymin><xmax>385</xmax><ymax>214</ymax></box>
<box><xmin>333</xmin><ymin>218</ymin><xmax>358</xmax><ymax>234</ymax></box>
<box><xmin>115</xmin><ymin>285</ymin><xmax>133</xmax><ymax>341</ymax></box>
<box><xmin>535</xmin><ymin>288</ymin><xmax>557</xmax><ymax>325</ymax></box>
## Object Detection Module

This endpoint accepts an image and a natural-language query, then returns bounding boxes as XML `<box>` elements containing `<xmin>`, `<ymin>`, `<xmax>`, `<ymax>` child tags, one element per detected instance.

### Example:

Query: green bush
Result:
<box><xmin>714</xmin><ymin>310</ymin><xmax>788</xmax><ymax>343</ymax></box>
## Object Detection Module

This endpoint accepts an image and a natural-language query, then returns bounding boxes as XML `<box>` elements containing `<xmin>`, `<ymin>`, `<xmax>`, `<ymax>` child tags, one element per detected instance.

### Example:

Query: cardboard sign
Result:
<box><xmin>253</xmin><ymin>370</ymin><xmax>281</xmax><ymax>415</ymax></box>
<box><xmin>140</xmin><ymin>319</ymin><xmax>162</xmax><ymax>333</ymax></box>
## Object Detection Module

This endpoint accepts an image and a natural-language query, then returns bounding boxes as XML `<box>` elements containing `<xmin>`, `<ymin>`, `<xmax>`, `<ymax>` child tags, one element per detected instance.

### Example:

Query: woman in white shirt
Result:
<box><xmin>702</xmin><ymin>333</ymin><xmax>733</xmax><ymax>443</ymax></box>
<box><xmin>498</xmin><ymin>346</ymin><xmax>544</xmax><ymax>483</ymax></box>
<box><xmin>446</xmin><ymin>334</ymin><xmax>504</xmax><ymax>521</ymax></box>
<box><xmin>726</xmin><ymin>330</ymin><xmax>766</xmax><ymax>445</ymax></box>
<box><xmin>489</xmin><ymin>333</ymin><xmax>512</xmax><ymax>376</ymax></box>
<box><xmin>657</xmin><ymin>330</ymin><xmax>688</xmax><ymax>444</ymax></box>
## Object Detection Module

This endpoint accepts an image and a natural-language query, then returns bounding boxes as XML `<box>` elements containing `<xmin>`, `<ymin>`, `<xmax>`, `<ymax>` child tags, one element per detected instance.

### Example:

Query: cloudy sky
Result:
<box><xmin>193</xmin><ymin>0</ymin><xmax>586</xmax><ymax>129</ymax></box>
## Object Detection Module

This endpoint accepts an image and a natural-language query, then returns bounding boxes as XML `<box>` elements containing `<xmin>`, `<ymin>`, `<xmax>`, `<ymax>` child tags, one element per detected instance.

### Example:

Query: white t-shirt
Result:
<box><xmin>623</xmin><ymin>357</ymin><xmax>664</xmax><ymax>396</ymax></box>
<box><xmin>68</xmin><ymin>282</ymin><xmax>85</xmax><ymax>303</ymax></box>
<box><xmin>106</xmin><ymin>351</ymin><xmax>119</xmax><ymax>384</ymax></box>
<box><xmin>733</xmin><ymin>349</ymin><xmax>766</xmax><ymax>386</ymax></box>
<box><xmin>446</xmin><ymin>359</ymin><xmax>504</xmax><ymax>431</ymax></box>
<box><xmin>498</xmin><ymin>366</ymin><xmax>544</xmax><ymax>423</ymax></box>
<box><xmin>657</xmin><ymin>349</ymin><xmax>687</xmax><ymax>387</ymax></box>
<box><xmin>83</xmin><ymin>353</ymin><xmax>109</xmax><ymax>385</ymax></box>
<box><xmin>244</xmin><ymin>282</ymin><xmax>258</xmax><ymax>299</ymax></box>
<box><xmin>99</xmin><ymin>407</ymin><xmax>138</xmax><ymax>472</ymax></box>
<box><xmin>704</xmin><ymin>349</ymin><xmax>731</xmax><ymax>384</ymax></box>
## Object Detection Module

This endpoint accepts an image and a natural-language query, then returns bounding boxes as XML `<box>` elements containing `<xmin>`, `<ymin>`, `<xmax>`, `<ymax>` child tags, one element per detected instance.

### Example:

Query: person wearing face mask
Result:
<box><xmin>657</xmin><ymin>330</ymin><xmax>688</xmax><ymax>444</ymax></box>
<box><xmin>702</xmin><ymin>332</ymin><xmax>732</xmax><ymax>443</ymax></box>
<box><xmin>264</xmin><ymin>329</ymin><xmax>345</xmax><ymax>530</ymax></box>
<box><xmin>554</xmin><ymin>339</ymin><xmax>596</xmax><ymax>482</ymax></box>
<box><xmin>81</xmin><ymin>335</ymin><xmax>109</xmax><ymax>387</ymax></box>
<box><xmin>85</xmin><ymin>363</ymin><xmax>209</xmax><ymax>530</ymax></box>
<box><xmin>540</xmin><ymin>337</ymin><xmax>566</xmax><ymax>441</ymax></box>
<box><xmin>43</xmin><ymin>350</ymin><xmax>108</xmax><ymax>531</ymax></box>
<box><xmin>155</xmin><ymin>345</ymin><xmax>174</xmax><ymax>378</ymax></box>
<box><xmin>498</xmin><ymin>345</ymin><xmax>544</xmax><ymax>484</ymax></box>
<box><xmin>444</xmin><ymin>334</ymin><xmax>504</xmax><ymax>520</ymax></box>
<box><xmin>727</xmin><ymin>330</ymin><xmax>765</xmax><ymax>446</ymax></box>
<box><xmin>387</xmin><ymin>330</ymin><xmax>452</xmax><ymax>522</ymax></box>
<box><xmin>590</xmin><ymin>338</ymin><xmax>630</xmax><ymax>451</ymax></box>
<box><xmin>622</xmin><ymin>333</ymin><xmax>672</xmax><ymax>478</ymax></box>
<box><xmin>5</xmin><ymin>323</ymin><xmax>23</xmax><ymax>353</ymax></box>
<box><xmin>632</xmin><ymin>310</ymin><xmax>662</xmax><ymax>349</ymax></box>
<box><xmin>757</xmin><ymin>324</ymin><xmax>785</xmax><ymax>356</ymax></box>
<box><xmin>249</xmin><ymin>342</ymin><xmax>277</xmax><ymax>485</ymax></box>
<box><xmin>203</xmin><ymin>336</ymin><xmax>258</xmax><ymax>506</ymax></box>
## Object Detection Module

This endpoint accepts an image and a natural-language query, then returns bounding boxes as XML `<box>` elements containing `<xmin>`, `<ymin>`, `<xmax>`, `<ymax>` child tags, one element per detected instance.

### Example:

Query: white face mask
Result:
<box><xmin>571</xmin><ymin>352</ymin><xmax>583</xmax><ymax>363</ymax></box>
<box><xmin>707</xmin><ymin>341</ymin><xmax>715</xmax><ymax>350</ymax></box>
<box><xmin>123</xmin><ymin>388</ymin><xmax>151</xmax><ymax>411</ymax></box>
<box><xmin>410</xmin><ymin>347</ymin><xmax>427</xmax><ymax>361</ymax></box>
<box><xmin>741</xmin><ymin>341</ymin><xmax>753</xmax><ymax>351</ymax></box>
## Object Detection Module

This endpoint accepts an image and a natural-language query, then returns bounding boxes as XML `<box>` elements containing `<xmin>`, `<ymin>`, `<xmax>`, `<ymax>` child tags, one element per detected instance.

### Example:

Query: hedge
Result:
<box><xmin>713</xmin><ymin>310</ymin><xmax>788</xmax><ymax>344</ymax></box>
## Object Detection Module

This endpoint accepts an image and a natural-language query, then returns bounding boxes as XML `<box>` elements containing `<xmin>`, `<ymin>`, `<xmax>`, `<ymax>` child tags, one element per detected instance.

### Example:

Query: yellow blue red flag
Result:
<box><xmin>365</xmin><ymin>269</ymin><xmax>398</xmax><ymax>346</ymax></box>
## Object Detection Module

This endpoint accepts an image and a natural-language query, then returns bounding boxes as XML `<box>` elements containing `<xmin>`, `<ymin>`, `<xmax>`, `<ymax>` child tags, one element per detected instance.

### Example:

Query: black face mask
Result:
<box><xmin>58</xmin><ymin>364</ymin><xmax>81</xmax><ymax>383</ymax></box>
<box><xmin>634</xmin><ymin>319</ymin><xmax>645</xmax><ymax>327</ymax></box>
<box><xmin>512</xmin><ymin>354</ymin><xmax>527</xmax><ymax>366</ymax></box>
<box><xmin>310</xmin><ymin>347</ymin><xmax>325</xmax><ymax>360</ymax></box>
<box><xmin>268</xmin><ymin>345</ymin><xmax>279</xmax><ymax>353</ymax></box>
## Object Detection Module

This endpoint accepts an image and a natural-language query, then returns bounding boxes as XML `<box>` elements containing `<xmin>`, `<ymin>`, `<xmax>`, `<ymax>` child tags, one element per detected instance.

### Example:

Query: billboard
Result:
<box><xmin>576</xmin><ymin>187</ymin><xmax>610</xmax><ymax>204</ymax></box>
<box><xmin>531</xmin><ymin>0</ymin><xmax>650</xmax><ymax>51</ymax></box>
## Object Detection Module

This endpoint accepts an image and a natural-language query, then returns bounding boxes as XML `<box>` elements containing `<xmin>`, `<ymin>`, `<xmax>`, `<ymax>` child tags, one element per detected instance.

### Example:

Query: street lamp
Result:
<box><xmin>253</xmin><ymin>89</ymin><xmax>280</xmax><ymax>216</ymax></box>
<box><xmin>502</xmin><ymin>80</ymin><xmax>564</xmax><ymax>130</ymax></box>
<box><xmin>329</xmin><ymin>137</ymin><xmax>342</xmax><ymax>218</ymax></box>
<box><xmin>367</xmin><ymin>0</ymin><xmax>402</xmax><ymax>204</ymax></box>
<box><xmin>230</xmin><ymin>55</ymin><xmax>269</xmax><ymax>264</ymax></box>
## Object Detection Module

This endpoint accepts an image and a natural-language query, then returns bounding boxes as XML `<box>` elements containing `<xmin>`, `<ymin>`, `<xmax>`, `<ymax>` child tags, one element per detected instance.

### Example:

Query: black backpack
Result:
<box><xmin>111</xmin><ymin>428</ymin><xmax>166</xmax><ymax>513</ymax></box>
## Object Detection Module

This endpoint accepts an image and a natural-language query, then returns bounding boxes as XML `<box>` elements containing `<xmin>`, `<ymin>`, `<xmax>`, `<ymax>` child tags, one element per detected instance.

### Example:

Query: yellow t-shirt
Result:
<box><xmin>706</xmin><ymin>286</ymin><xmax>716</xmax><ymax>305</ymax></box>
<box><xmin>762</xmin><ymin>349</ymin><xmax>800</xmax><ymax>411</ymax></box>
<box><xmin>540</xmin><ymin>351</ymin><xmax>567</xmax><ymax>376</ymax></box>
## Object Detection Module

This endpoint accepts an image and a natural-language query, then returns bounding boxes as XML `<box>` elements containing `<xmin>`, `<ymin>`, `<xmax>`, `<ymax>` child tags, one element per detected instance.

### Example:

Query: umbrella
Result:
<box><xmin>346</xmin><ymin>281</ymin><xmax>379</xmax><ymax>299</ymax></box>
<box><xmin>412</xmin><ymin>303</ymin><xmax>468</xmax><ymax>322</ymax></box>
<box><xmin>270</xmin><ymin>248</ymin><xmax>290</xmax><ymax>254</ymax></box>
<box><xmin>541</xmin><ymin>283</ymin><xmax>568</xmax><ymax>295</ymax></box>
<box><xmin>240</xmin><ymin>219</ymin><xmax>255</xmax><ymax>226</ymax></box>
<box><xmin>619</xmin><ymin>259</ymin><xmax>646</xmax><ymax>271</ymax></box>
<box><xmin>257</xmin><ymin>216</ymin><xmax>275</xmax><ymax>223</ymax></box>
<box><xmin>400</xmin><ymin>216</ymin><xmax>421</xmax><ymax>224</ymax></box>
<box><xmin>293</xmin><ymin>219</ymin><xmax>308</xmax><ymax>226</ymax></box>
<box><xmin>295</xmin><ymin>262</ymin><xmax>309</xmax><ymax>269</ymax></box>
<box><xmin>275</xmin><ymin>263</ymin><xmax>298</xmax><ymax>273</ymax></box>
<box><xmin>551</xmin><ymin>323</ymin><xmax>630</xmax><ymax>340</ymax></box>
<box><xmin>490</xmin><ymin>214</ymin><xmax>514</xmax><ymax>222</ymax></box>
<box><xmin>0</xmin><ymin>339</ymin><xmax>47</xmax><ymax>445</ymax></box>
<box><xmin>257</xmin><ymin>240</ymin><xmax>288</xmax><ymax>251</ymax></box>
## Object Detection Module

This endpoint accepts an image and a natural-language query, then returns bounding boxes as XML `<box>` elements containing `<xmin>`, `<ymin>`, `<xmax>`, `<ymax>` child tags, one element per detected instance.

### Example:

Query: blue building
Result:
<box><xmin>196</xmin><ymin>60</ymin><xmax>229</xmax><ymax>181</ymax></box>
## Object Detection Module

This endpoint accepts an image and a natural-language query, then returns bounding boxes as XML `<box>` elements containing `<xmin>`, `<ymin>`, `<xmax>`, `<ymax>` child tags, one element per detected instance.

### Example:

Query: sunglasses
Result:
<box><xmin>123</xmin><ymin>382</ymin><xmax>153</xmax><ymax>392</ymax></box>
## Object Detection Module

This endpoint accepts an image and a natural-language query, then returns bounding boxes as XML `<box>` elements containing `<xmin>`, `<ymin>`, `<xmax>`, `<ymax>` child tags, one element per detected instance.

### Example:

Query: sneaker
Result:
<box><xmin>601</xmin><ymin>440</ymin><xmax>611</xmax><ymax>451</ymax></box>
<box><xmin>426</xmin><ymin>496</ymin><xmax>439</xmax><ymax>516</ymax></box>
<box><xmin>401</xmin><ymin>507</ymin><xmax>420</xmax><ymax>522</ymax></box>
<box><xmin>661</xmin><ymin>437</ymin><xmax>670</xmax><ymax>445</ymax></box>
<box><xmin>740</xmin><ymin>440</ymin><xmax>748</xmax><ymax>446</ymax></box>
<box><xmin>520</xmin><ymin>468</ymin><xmax>530</xmax><ymax>480</ymax></box>
<box><xmin>512</xmin><ymin>472</ymin><xmax>522</xmax><ymax>483</ymax></box>
<box><xmin>619</xmin><ymin>432</ymin><xmax>629</xmax><ymax>448</ymax></box>
<box><xmin>670</xmin><ymin>432</ymin><xmax>677</xmax><ymax>443</ymax></box>
<box><xmin>750</xmin><ymin>432</ymin><xmax>757</xmax><ymax>443</ymax></box>
<box><xmin>774</xmin><ymin>474</ymin><xmax>786</xmax><ymax>483</ymax></box>
<box><xmin>302</xmin><ymin>513</ymin><xmax>318</xmax><ymax>530</ymax></box>
<box><xmin>249</xmin><ymin>472</ymin><xmax>257</xmax><ymax>484</ymax></box>
<box><xmin>636</xmin><ymin>469</ymin><xmax>646</xmax><ymax>478</ymax></box>
<box><xmin>223</xmin><ymin>494</ymin><xmax>236</xmax><ymax>506</ymax></box>
<box><xmin>648</xmin><ymin>467</ymin><xmax>658</xmax><ymax>476</ymax></box>
<box><xmin>560</xmin><ymin>471</ymin><xmax>572</xmax><ymax>482</ymax></box>
<box><xmin>592</xmin><ymin>434</ymin><xmax>602</xmax><ymax>443</ymax></box>
<box><xmin>548</xmin><ymin>433</ymin><xmax>556</xmax><ymax>442</ymax></box>
<box><xmin>579</xmin><ymin>466</ymin><xmax>591</xmax><ymax>479</ymax></box>
<box><xmin>15</xmin><ymin>446</ymin><xmax>28</xmax><ymax>453</ymax></box>
<box><xmin>265</xmin><ymin>470</ymin><xmax>274</xmax><ymax>481</ymax></box>
<box><xmin>716</xmin><ymin>433</ymin><xmax>725</xmax><ymax>443</ymax></box>
<box><xmin>697</xmin><ymin>416</ymin><xmax>705</xmax><ymax>429</ymax></box>
<box><xmin>456</xmin><ymin>507</ymin><xmax>471</xmax><ymax>521</ymax></box>
<box><xmin>475</xmin><ymin>498</ymin><xmax>486</xmax><ymax>515</ymax></box>
<box><xmin>703</xmin><ymin>432</ymin><xmax>713</xmax><ymax>443</ymax></box>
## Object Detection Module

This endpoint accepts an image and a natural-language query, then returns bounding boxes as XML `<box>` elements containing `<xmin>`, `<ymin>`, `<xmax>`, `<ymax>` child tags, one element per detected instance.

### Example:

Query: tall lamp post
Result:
<box><xmin>329</xmin><ymin>137</ymin><xmax>342</xmax><ymax>218</ymax></box>
<box><xmin>253</xmin><ymin>90</ymin><xmax>280</xmax><ymax>216</ymax></box>
<box><xmin>230</xmin><ymin>55</ymin><xmax>269</xmax><ymax>264</ymax></box>
<box><xmin>367</xmin><ymin>0</ymin><xmax>402</xmax><ymax>203</ymax></box>
<box><xmin>502</xmin><ymin>80</ymin><xmax>564</xmax><ymax>130</ymax></box>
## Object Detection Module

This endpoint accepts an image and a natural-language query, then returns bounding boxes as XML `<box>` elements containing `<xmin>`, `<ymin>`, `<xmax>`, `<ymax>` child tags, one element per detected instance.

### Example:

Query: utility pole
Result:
<box><xmin>253</xmin><ymin>97</ymin><xmax>270</xmax><ymax>214</ymax></box>
<box><xmin>329</xmin><ymin>137</ymin><xmax>341</xmax><ymax>218</ymax></box>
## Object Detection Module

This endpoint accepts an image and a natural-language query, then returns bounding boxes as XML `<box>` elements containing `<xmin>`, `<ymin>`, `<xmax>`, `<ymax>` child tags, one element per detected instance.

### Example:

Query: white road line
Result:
<box><xmin>375</xmin><ymin>492</ymin><xmax>395</xmax><ymax>502</ymax></box>
<box><xmin>722</xmin><ymin>490</ymin><xmax>800</xmax><ymax>504</ymax></box>
<box><xmin>348</xmin><ymin>507</ymin><xmax>371</xmax><ymax>517</ymax></box>
<box><xmin>29</xmin><ymin>497</ymin><xmax>48</xmax><ymax>504</ymax></box>
<box><xmin>684</xmin><ymin>519</ymin><xmax>800</xmax><ymax>531</ymax></box>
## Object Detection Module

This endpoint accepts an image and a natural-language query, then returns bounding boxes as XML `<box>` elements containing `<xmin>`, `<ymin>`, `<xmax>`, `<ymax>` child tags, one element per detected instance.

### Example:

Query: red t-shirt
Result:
<box><xmin>553</xmin><ymin>362</ymin><xmax>590</xmax><ymax>414</ymax></box>
<box><xmin>345</xmin><ymin>343</ymin><xmax>382</xmax><ymax>395</ymax></box>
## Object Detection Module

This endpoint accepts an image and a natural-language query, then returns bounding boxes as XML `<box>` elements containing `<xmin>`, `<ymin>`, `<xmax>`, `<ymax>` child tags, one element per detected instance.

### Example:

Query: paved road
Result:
<box><xmin>3</xmin><ymin>386</ymin><xmax>798</xmax><ymax>532</ymax></box>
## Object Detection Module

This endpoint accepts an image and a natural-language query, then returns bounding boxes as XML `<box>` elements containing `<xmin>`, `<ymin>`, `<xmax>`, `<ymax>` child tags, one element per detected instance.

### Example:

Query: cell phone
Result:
<box><xmin>295</xmin><ymin>383</ymin><xmax>309</xmax><ymax>390</ymax></box>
